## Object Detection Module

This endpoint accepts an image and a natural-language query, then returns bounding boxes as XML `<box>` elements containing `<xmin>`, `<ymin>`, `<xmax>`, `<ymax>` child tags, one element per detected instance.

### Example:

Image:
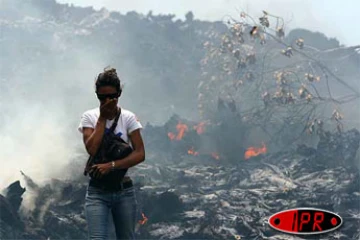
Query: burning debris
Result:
<box><xmin>168</xmin><ymin>121</ymin><xmax>189</xmax><ymax>141</ymax></box>
<box><xmin>193</xmin><ymin>121</ymin><xmax>207</xmax><ymax>134</ymax></box>
<box><xmin>1</xmin><ymin>124</ymin><xmax>359</xmax><ymax>240</ymax></box>
<box><xmin>187</xmin><ymin>147</ymin><xmax>199</xmax><ymax>156</ymax></box>
<box><xmin>244</xmin><ymin>143</ymin><xmax>267</xmax><ymax>160</ymax></box>
<box><xmin>138</xmin><ymin>212</ymin><xmax>148</xmax><ymax>225</ymax></box>
<box><xmin>211</xmin><ymin>152</ymin><xmax>220</xmax><ymax>160</ymax></box>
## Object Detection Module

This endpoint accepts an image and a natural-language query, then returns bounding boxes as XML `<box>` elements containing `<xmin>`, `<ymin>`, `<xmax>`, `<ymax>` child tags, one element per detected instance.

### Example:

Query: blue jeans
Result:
<box><xmin>85</xmin><ymin>184</ymin><xmax>137</xmax><ymax>240</ymax></box>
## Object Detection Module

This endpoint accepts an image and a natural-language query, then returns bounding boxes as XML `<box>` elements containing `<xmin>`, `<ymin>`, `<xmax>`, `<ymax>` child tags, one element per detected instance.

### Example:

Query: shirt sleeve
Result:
<box><xmin>126</xmin><ymin>112</ymin><xmax>143</xmax><ymax>134</ymax></box>
<box><xmin>78</xmin><ymin>111</ymin><xmax>95</xmax><ymax>133</ymax></box>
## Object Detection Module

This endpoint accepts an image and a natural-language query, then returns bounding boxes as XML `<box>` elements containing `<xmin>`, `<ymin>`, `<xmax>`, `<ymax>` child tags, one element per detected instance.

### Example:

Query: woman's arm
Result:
<box><xmin>113</xmin><ymin>129</ymin><xmax>145</xmax><ymax>169</ymax></box>
<box><xmin>82</xmin><ymin>99</ymin><xmax>117</xmax><ymax>156</ymax></box>
<box><xmin>89</xmin><ymin>128</ymin><xmax>145</xmax><ymax>178</ymax></box>
<box><xmin>82</xmin><ymin>117</ymin><xmax>107</xmax><ymax>156</ymax></box>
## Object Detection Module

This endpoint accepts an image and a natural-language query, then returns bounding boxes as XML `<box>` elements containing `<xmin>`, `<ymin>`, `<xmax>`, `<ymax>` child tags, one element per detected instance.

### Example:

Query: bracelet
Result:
<box><xmin>111</xmin><ymin>161</ymin><xmax>115</xmax><ymax>170</ymax></box>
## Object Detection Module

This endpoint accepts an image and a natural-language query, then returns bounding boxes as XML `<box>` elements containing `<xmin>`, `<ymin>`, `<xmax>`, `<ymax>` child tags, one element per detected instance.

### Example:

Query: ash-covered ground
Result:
<box><xmin>1</xmin><ymin>115</ymin><xmax>359</xmax><ymax>240</ymax></box>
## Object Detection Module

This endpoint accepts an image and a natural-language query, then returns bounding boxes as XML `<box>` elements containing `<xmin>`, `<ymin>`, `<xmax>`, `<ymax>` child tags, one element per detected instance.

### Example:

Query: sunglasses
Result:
<box><xmin>96</xmin><ymin>93</ymin><xmax>119</xmax><ymax>101</ymax></box>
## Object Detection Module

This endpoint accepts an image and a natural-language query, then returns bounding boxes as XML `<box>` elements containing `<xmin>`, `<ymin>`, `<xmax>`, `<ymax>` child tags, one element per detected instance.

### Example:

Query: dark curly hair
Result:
<box><xmin>95</xmin><ymin>67</ymin><xmax>122</xmax><ymax>96</ymax></box>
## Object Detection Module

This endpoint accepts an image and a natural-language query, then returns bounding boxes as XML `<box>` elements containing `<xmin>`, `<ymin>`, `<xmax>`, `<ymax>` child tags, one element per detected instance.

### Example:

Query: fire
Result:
<box><xmin>193</xmin><ymin>121</ymin><xmax>206</xmax><ymax>134</ymax></box>
<box><xmin>188</xmin><ymin>147</ymin><xmax>199</xmax><ymax>156</ymax></box>
<box><xmin>176</xmin><ymin>122</ymin><xmax>188</xmax><ymax>140</ymax></box>
<box><xmin>168</xmin><ymin>121</ymin><xmax>189</xmax><ymax>141</ymax></box>
<box><xmin>211</xmin><ymin>152</ymin><xmax>220</xmax><ymax>160</ymax></box>
<box><xmin>138</xmin><ymin>212</ymin><xmax>148</xmax><ymax>225</ymax></box>
<box><xmin>244</xmin><ymin>143</ymin><xmax>267</xmax><ymax>160</ymax></box>
<box><xmin>167</xmin><ymin>132</ymin><xmax>176</xmax><ymax>140</ymax></box>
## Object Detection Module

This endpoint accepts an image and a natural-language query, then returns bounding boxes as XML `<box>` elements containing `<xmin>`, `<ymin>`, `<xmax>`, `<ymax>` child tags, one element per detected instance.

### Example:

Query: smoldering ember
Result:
<box><xmin>1</xmin><ymin>0</ymin><xmax>360</xmax><ymax>240</ymax></box>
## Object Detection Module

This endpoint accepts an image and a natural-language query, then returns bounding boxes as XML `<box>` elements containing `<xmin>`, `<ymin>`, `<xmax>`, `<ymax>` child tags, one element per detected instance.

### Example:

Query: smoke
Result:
<box><xmin>0</xmin><ymin>100</ymin><xmax>72</xmax><ymax>188</ymax></box>
<box><xmin>0</xmin><ymin>7</ymin><xmax>110</xmax><ymax>191</ymax></box>
<box><xmin>57</xmin><ymin>0</ymin><xmax>359</xmax><ymax>46</ymax></box>
<box><xmin>0</xmin><ymin>0</ymin><xmax>175</xmax><ymax>192</ymax></box>
<box><xmin>1</xmin><ymin>0</ymin><xmax>359</xmax><ymax>196</ymax></box>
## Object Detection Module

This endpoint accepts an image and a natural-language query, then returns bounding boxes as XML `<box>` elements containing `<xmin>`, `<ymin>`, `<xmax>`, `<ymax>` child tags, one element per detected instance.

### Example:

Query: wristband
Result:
<box><xmin>111</xmin><ymin>161</ymin><xmax>115</xmax><ymax>170</ymax></box>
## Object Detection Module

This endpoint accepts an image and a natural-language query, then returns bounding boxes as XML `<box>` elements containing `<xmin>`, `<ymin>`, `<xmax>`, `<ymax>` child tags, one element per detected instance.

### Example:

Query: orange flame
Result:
<box><xmin>188</xmin><ymin>147</ymin><xmax>199</xmax><ymax>156</ymax></box>
<box><xmin>176</xmin><ymin>122</ymin><xmax>188</xmax><ymax>140</ymax></box>
<box><xmin>193</xmin><ymin>122</ymin><xmax>206</xmax><ymax>134</ymax></box>
<box><xmin>138</xmin><ymin>212</ymin><xmax>148</xmax><ymax>225</ymax></box>
<box><xmin>168</xmin><ymin>121</ymin><xmax>189</xmax><ymax>141</ymax></box>
<box><xmin>167</xmin><ymin>132</ymin><xmax>176</xmax><ymax>140</ymax></box>
<box><xmin>244</xmin><ymin>143</ymin><xmax>267</xmax><ymax>160</ymax></box>
<box><xmin>211</xmin><ymin>152</ymin><xmax>220</xmax><ymax>160</ymax></box>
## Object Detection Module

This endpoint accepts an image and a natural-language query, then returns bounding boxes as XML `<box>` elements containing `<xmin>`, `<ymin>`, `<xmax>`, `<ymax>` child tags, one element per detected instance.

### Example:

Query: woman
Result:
<box><xmin>78</xmin><ymin>67</ymin><xmax>145</xmax><ymax>239</ymax></box>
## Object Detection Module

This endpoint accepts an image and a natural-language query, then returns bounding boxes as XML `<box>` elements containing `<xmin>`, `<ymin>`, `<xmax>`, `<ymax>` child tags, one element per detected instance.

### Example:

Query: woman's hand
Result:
<box><xmin>89</xmin><ymin>162</ymin><xmax>112</xmax><ymax>179</ymax></box>
<box><xmin>100</xmin><ymin>99</ymin><xmax>117</xmax><ymax>119</ymax></box>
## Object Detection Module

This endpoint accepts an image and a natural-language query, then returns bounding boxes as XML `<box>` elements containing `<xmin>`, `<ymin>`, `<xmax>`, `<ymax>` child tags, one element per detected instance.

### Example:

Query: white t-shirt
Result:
<box><xmin>78</xmin><ymin>106</ymin><xmax>143</xmax><ymax>177</ymax></box>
